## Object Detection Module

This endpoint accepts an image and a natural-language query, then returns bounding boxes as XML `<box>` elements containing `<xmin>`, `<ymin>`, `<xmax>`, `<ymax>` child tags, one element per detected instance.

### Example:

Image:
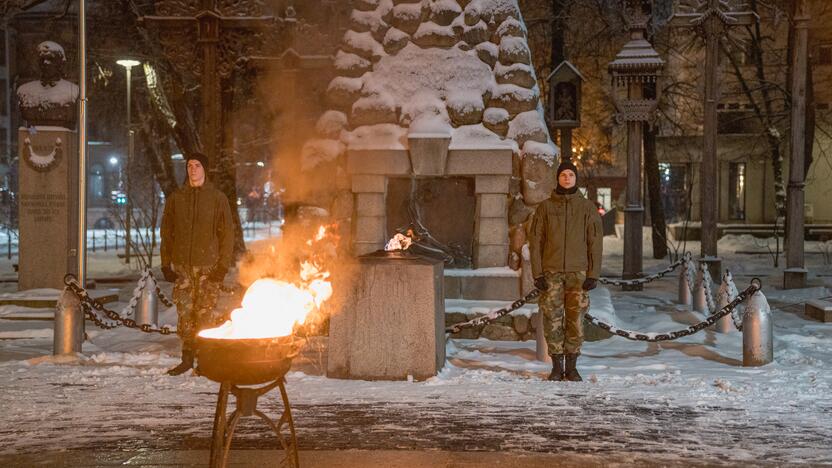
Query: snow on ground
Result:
<box><xmin>0</xmin><ymin>231</ymin><xmax>831</xmax><ymax>462</ymax></box>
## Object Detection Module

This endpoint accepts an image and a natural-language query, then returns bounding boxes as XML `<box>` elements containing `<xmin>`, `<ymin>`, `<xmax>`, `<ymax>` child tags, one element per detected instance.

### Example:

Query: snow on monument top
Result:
<box><xmin>306</xmin><ymin>0</ymin><xmax>558</xmax><ymax>168</ymax></box>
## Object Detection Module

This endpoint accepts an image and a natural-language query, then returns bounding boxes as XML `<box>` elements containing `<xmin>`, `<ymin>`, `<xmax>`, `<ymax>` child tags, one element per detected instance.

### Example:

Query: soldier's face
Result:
<box><xmin>558</xmin><ymin>169</ymin><xmax>576</xmax><ymax>189</ymax></box>
<box><xmin>187</xmin><ymin>160</ymin><xmax>205</xmax><ymax>187</ymax></box>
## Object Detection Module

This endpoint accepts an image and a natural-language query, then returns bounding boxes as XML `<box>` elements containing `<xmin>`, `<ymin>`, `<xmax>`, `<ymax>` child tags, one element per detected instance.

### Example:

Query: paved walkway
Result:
<box><xmin>0</xmin><ymin>449</ymin><xmax>776</xmax><ymax>467</ymax></box>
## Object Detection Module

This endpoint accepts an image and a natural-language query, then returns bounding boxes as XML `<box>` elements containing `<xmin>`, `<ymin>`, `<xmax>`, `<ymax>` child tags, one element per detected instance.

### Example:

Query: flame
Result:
<box><xmin>199</xmin><ymin>226</ymin><xmax>334</xmax><ymax>340</ymax></box>
<box><xmin>385</xmin><ymin>233</ymin><xmax>413</xmax><ymax>251</ymax></box>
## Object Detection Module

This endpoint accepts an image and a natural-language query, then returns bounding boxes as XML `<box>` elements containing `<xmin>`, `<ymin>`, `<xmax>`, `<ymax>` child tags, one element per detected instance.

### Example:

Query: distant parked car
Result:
<box><xmin>93</xmin><ymin>217</ymin><xmax>115</xmax><ymax>229</ymax></box>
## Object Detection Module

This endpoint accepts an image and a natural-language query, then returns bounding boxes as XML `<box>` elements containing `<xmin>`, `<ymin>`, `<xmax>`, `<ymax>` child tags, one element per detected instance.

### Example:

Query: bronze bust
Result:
<box><xmin>16</xmin><ymin>41</ymin><xmax>79</xmax><ymax>128</ymax></box>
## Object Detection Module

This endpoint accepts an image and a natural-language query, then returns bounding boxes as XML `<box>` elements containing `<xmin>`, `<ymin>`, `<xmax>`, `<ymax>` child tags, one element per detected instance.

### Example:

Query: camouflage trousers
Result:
<box><xmin>172</xmin><ymin>265</ymin><xmax>223</xmax><ymax>352</ymax></box>
<box><xmin>539</xmin><ymin>271</ymin><xmax>590</xmax><ymax>355</ymax></box>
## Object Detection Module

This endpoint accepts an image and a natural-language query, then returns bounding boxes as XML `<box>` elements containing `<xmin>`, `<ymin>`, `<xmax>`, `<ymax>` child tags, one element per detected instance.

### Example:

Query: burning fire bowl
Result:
<box><xmin>196</xmin><ymin>335</ymin><xmax>301</xmax><ymax>385</ymax></box>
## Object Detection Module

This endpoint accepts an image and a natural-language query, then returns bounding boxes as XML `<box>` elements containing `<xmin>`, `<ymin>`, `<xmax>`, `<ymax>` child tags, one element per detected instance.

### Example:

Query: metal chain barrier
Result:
<box><xmin>724</xmin><ymin>273</ymin><xmax>744</xmax><ymax>331</ymax></box>
<box><xmin>598</xmin><ymin>252</ymin><xmax>692</xmax><ymax>287</ymax></box>
<box><xmin>120</xmin><ymin>270</ymin><xmax>151</xmax><ymax>318</ymax></box>
<box><xmin>63</xmin><ymin>274</ymin><xmax>176</xmax><ymax>335</ymax></box>
<box><xmin>145</xmin><ymin>270</ymin><xmax>175</xmax><ymax>308</ymax></box>
<box><xmin>446</xmin><ymin>274</ymin><xmax>762</xmax><ymax>342</ymax></box>
<box><xmin>685</xmin><ymin>256</ymin><xmax>697</xmax><ymax>294</ymax></box>
<box><xmin>702</xmin><ymin>264</ymin><xmax>717</xmax><ymax>314</ymax></box>
<box><xmin>585</xmin><ymin>279</ymin><xmax>761</xmax><ymax>342</ymax></box>
<box><xmin>446</xmin><ymin>288</ymin><xmax>541</xmax><ymax>334</ymax></box>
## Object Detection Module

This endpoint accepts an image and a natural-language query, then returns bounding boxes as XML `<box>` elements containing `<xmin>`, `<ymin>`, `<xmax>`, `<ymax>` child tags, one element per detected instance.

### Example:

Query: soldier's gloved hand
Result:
<box><xmin>208</xmin><ymin>266</ymin><xmax>227</xmax><ymax>283</ymax></box>
<box><xmin>161</xmin><ymin>265</ymin><xmax>178</xmax><ymax>283</ymax></box>
<box><xmin>582</xmin><ymin>278</ymin><xmax>598</xmax><ymax>291</ymax></box>
<box><xmin>534</xmin><ymin>276</ymin><xmax>548</xmax><ymax>291</ymax></box>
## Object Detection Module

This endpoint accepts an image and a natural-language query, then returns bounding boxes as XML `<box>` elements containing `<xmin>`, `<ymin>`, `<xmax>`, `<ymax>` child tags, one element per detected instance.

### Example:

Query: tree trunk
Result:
<box><xmin>220</xmin><ymin>78</ymin><xmax>246</xmax><ymax>256</ymax></box>
<box><xmin>136</xmin><ymin>95</ymin><xmax>179</xmax><ymax>197</ymax></box>
<box><xmin>644</xmin><ymin>123</ymin><xmax>668</xmax><ymax>259</ymax></box>
<box><xmin>787</xmin><ymin>0</ymin><xmax>816</xmax><ymax>179</ymax></box>
<box><xmin>804</xmin><ymin>44</ymin><xmax>815</xmax><ymax>178</ymax></box>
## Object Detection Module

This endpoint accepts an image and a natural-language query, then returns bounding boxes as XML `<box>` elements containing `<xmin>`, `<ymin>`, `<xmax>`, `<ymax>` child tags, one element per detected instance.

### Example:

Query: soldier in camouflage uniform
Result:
<box><xmin>160</xmin><ymin>152</ymin><xmax>234</xmax><ymax>376</ymax></box>
<box><xmin>529</xmin><ymin>160</ymin><xmax>603</xmax><ymax>382</ymax></box>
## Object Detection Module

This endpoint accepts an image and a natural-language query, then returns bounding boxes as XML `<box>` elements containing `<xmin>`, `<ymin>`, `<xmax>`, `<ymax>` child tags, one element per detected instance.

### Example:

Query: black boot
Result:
<box><xmin>167</xmin><ymin>349</ymin><xmax>194</xmax><ymax>376</ymax></box>
<box><xmin>547</xmin><ymin>354</ymin><xmax>565</xmax><ymax>381</ymax></box>
<box><xmin>564</xmin><ymin>353</ymin><xmax>582</xmax><ymax>382</ymax></box>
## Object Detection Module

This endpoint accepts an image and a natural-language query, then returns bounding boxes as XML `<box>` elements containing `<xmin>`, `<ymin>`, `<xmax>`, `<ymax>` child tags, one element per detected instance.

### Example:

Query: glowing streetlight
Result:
<box><xmin>117</xmin><ymin>58</ymin><xmax>141</xmax><ymax>264</ymax></box>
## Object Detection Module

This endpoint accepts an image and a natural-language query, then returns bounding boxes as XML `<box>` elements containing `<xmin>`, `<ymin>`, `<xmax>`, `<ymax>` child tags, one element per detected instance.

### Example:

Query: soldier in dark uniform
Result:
<box><xmin>160</xmin><ymin>152</ymin><xmax>234</xmax><ymax>376</ymax></box>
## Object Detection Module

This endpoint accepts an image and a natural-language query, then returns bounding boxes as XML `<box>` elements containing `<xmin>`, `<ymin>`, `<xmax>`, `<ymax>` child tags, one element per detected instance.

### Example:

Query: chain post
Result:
<box><xmin>136</xmin><ymin>272</ymin><xmax>159</xmax><ymax>327</ymax></box>
<box><xmin>54</xmin><ymin>285</ymin><xmax>84</xmax><ymax>355</ymax></box>
<box><xmin>743</xmin><ymin>281</ymin><xmax>773</xmax><ymax>366</ymax></box>
<box><xmin>678</xmin><ymin>258</ymin><xmax>692</xmax><ymax>305</ymax></box>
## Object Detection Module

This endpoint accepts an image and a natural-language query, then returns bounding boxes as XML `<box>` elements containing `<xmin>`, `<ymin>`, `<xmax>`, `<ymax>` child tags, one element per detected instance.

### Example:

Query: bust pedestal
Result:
<box><xmin>17</xmin><ymin>126</ymin><xmax>79</xmax><ymax>290</ymax></box>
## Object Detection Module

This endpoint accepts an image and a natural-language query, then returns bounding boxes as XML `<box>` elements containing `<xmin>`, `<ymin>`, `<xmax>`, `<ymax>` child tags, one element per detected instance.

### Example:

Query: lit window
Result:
<box><xmin>728</xmin><ymin>162</ymin><xmax>746</xmax><ymax>220</ymax></box>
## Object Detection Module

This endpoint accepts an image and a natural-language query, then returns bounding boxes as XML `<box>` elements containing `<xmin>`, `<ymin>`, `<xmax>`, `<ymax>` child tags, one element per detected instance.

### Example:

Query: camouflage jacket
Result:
<box><xmin>528</xmin><ymin>191</ymin><xmax>603</xmax><ymax>279</ymax></box>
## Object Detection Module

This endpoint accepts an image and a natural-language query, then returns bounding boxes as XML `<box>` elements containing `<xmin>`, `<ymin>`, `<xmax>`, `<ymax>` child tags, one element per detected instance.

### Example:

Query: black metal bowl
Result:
<box><xmin>196</xmin><ymin>335</ymin><xmax>301</xmax><ymax>385</ymax></box>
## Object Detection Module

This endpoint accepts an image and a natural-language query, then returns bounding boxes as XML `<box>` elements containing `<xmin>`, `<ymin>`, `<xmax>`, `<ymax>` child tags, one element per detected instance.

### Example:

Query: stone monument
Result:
<box><xmin>327</xmin><ymin>251</ymin><xmax>445</xmax><ymax>380</ymax></box>
<box><xmin>16</xmin><ymin>41</ymin><xmax>80</xmax><ymax>290</ymax></box>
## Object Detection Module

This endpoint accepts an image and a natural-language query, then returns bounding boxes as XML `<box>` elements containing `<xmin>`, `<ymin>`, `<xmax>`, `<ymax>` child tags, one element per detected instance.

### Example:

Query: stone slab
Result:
<box><xmin>448</xmin><ymin>274</ymin><xmax>520</xmax><ymax>301</ymax></box>
<box><xmin>351</xmin><ymin>174</ymin><xmax>387</xmax><ymax>193</ymax></box>
<box><xmin>446</xmin><ymin>149</ymin><xmax>513</xmax><ymax>175</ymax></box>
<box><xmin>328</xmin><ymin>255</ymin><xmax>445</xmax><ymax>380</ymax></box>
<box><xmin>352</xmin><ymin>242</ymin><xmax>384</xmax><ymax>256</ymax></box>
<box><xmin>475</xmin><ymin>175</ymin><xmax>511</xmax><ymax>194</ymax></box>
<box><xmin>805</xmin><ymin>300</ymin><xmax>832</xmax><ymax>323</ymax></box>
<box><xmin>347</xmin><ymin>149</ymin><xmax>411</xmax><ymax>175</ymax></box>
<box><xmin>355</xmin><ymin>193</ymin><xmax>386</xmax><ymax>217</ymax></box>
<box><xmin>353</xmin><ymin>216</ymin><xmax>386</xmax><ymax>243</ymax></box>
<box><xmin>477</xmin><ymin>217</ymin><xmax>509</xmax><ymax>245</ymax></box>
<box><xmin>0</xmin><ymin>289</ymin><xmax>118</xmax><ymax>310</ymax></box>
<box><xmin>443</xmin><ymin>275</ymin><xmax>462</xmax><ymax>299</ymax></box>
<box><xmin>475</xmin><ymin>244</ymin><xmax>510</xmax><ymax>268</ymax></box>
<box><xmin>408</xmin><ymin>135</ymin><xmax>451</xmax><ymax>176</ymax></box>
<box><xmin>478</xmin><ymin>194</ymin><xmax>508</xmax><ymax>218</ymax></box>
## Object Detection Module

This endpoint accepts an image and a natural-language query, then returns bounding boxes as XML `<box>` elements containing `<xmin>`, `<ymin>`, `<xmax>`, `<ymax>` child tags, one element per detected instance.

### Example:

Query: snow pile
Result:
<box><xmin>320</xmin><ymin>0</ymin><xmax>559</xmax><ymax>205</ymax></box>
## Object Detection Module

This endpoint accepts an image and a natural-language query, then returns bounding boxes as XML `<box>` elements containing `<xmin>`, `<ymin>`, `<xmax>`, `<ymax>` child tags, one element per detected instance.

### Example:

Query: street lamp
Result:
<box><xmin>607</xmin><ymin>0</ymin><xmax>664</xmax><ymax>290</ymax></box>
<box><xmin>117</xmin><ymin>59</ymin><xmax>140</xmax><ymax>264</ymax></box>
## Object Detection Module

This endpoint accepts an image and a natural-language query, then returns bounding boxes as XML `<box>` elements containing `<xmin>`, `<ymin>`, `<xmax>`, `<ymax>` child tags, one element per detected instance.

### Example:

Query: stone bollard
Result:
<box><xmin>742</xmin><ymin>288</ymin><xmax>773</xmax><ymax>366</ymax></box>
<box><xmin>54</xmin><ymin>287</ymin><xmax>84</xmax><ymax>355</ymax></box>
<box><xmin>135</xmin><ymin>273</ymin><xmax>159</xmax><ymax>326</ymax></box>
<box><xmin>692</xmin><ymin>263</ymin><xmax>709</xmax><ymax>314</ymax></box>
<box><xmin>678</xmin><ymin>259</ymin><xmax>692</xmax><ymax>306</ymax></box>
<box><xmin>714</xmin><ymin>270</ymin><xmax>738</xmax><ymax>333</ymax></box>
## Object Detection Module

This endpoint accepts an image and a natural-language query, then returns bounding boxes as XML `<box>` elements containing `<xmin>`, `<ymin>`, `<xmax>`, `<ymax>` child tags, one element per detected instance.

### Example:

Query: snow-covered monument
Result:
<box><xmin>301</xmin><ymin>0</ymin><xmax>558</xmax><ymax>300</ymax></box>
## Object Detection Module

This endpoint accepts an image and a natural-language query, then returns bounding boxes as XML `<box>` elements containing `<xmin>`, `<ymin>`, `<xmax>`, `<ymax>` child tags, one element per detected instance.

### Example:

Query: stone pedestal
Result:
<box><xmin>17</xmin><ymin>127</ymin><xmax>79</xmax><ymax>290</ymax></box>
<box><xmin>783</xmin><ymin>267</ymin><xmax>808</xmax><ymax>290</ymax></box>
<box><xmin>327</xmin><ymin>252</ymin><xmax>445</xmax><ymax>380</ymax></box>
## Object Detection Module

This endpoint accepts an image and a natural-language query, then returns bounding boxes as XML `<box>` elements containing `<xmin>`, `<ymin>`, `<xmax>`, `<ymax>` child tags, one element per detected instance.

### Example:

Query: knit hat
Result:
<box><xmin>556</xmin><ymin>160</ymin><xmax>578</xmax><ymax>180</ymax></box>
<box><xmin>185</xmin><ymin>152</ymin><xmax>209</xmax><ymax>172</ymax></box>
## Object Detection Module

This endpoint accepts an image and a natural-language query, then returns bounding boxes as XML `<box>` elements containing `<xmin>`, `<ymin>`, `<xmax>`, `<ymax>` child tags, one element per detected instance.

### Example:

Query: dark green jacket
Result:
<box><xmin>160</xmin><ymin>182</ymin><xmax>234</xmax><ymax>270</ymax></box>
<box><xmin>528</xmin><ymin>191</ymin><xmax>603</xmax><ymax>279</ymax></box>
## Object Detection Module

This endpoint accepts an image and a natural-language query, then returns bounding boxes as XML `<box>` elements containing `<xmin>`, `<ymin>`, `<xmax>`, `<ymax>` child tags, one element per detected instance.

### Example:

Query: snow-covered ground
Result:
<box><xmin>0</xmin><ymin>232</ymin><xmax>831</xmax><ymax>463</ymax></box>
